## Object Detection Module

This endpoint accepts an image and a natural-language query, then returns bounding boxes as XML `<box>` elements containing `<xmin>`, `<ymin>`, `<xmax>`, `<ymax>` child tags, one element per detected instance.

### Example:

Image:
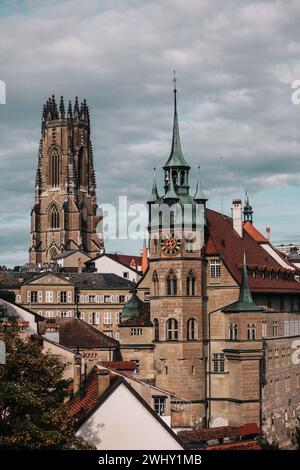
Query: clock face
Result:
<box><xmin>160</xmin><ymin>233</ymin><xmax>182</xmax><ymax>256</ymax></box>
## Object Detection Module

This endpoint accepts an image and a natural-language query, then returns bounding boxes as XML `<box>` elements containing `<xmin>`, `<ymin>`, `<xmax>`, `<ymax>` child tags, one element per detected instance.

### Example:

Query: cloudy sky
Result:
<box><xmin>1</xmin><ymin>0</ymin><xmax>300</xmax><ymax>267</ymax></box>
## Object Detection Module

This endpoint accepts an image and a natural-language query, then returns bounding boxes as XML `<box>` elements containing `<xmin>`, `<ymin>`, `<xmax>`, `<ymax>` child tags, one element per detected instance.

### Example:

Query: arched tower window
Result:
<box><xmin>187</xmin><ymin>318</ymin><xmax>197</xmax><ymax>340</ymax></box>
<box><xmin>49</xmin><ymin>205</ymin><xmax>59</xmax><ymax>229</ymax></box>
<box><xmin>49</xmin><ymin>247</ymin><xmax>58</xmax><ymax>260</ymax></box>
<box><xmin>166</xmin><ymin>270</ymin><xmax>177</xmax><ymax>296</ymax></box>
<box><xmin>78</xmin><ymin>147</ymin><xmax>88</xmax><ymax>187</ymax></box>
<box><xmin>50</xmin><ymin>148</ymin><xmax>60</xmax><ymax>187</ymax></box>
<box><xmin>186</xmin><ymin>270</ymin><xmax>196</xmax><ymax>296</ymax></box>
<box><xmin>154</xmin><ymin>319</ymin><xmax>159</xmax><ymax>341</ymax></box>
<box><xmin>166</xmin><ymin>318</ymin><xmax>178</xmax><ymax>341</ymax></box>
<box><xmin>153</xmin><ymin>271</ymin><xmax>159</xmax><ymax>297</ymax></box>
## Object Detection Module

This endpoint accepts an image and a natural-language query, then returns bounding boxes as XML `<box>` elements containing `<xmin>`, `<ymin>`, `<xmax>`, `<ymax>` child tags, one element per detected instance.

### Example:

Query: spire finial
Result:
<box><xmin>194</xmin><ymin>165</ymin><xmax>208</xmax><ymax>203</ymax></box>
<box><xmin>173</xmin><ymin>70</ymin><xmax>177</xmax><ymax>93</ymax></box>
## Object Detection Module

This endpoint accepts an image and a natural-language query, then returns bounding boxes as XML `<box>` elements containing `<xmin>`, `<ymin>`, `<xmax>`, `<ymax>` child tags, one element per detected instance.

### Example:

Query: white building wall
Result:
<box><xmin>77</xmin><ymin>383</ymin><xmax>183</xmax><ymax>450</ymax></box>
<box><xmin>94</xmin><ymin>256</ymin><xmax>140</xmax><ymax>283</ymax></box>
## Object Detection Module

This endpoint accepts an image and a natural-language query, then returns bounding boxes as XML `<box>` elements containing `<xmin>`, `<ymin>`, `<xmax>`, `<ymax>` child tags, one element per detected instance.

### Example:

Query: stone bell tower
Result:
<box><xmin>147</xmin><ymin>76</ymin><xmax>207</xmax><ymax>421</ymax></box>
<box><xmin>29</xmin><ymin>95</ymin><xmax>104</xmax><ymax>267</ymax></box>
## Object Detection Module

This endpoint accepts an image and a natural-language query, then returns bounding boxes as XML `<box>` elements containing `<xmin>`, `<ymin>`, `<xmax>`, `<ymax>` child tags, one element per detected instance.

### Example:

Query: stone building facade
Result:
<box><xmin>118</xmin><ymin>87</ymin><xmax>300</xmax><ymax>448</ymax></box>
<box><xmin>29</xmin><ymin>95</ymin><xmax>103</xmax><ymax>267</ymax></box>
<box><xmin>6</xmin><ymin>271</ymin><xmax>133</xmax><ymax>340</ymax></box>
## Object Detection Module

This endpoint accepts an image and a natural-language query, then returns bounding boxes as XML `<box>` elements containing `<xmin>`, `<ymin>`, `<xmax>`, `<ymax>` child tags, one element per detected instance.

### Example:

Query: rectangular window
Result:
<box><xmin>46</xmin><ymin>291</ymin><xmax>53</xmax><ymax>303</ymax></box>
<box><xmin>212</xmin><ymin>353</ymin><xmax>225</xmax><ymax>373</ymax></box>
<box><xmin>104</xmin><ymin>295</ymin><xmax>111</xmax><ymax>303</ymax></box>
<box><xmin>272</xmin><ymin>321</ymin><xmax>278</xmax><ymax>337</ymax></box>
<box><xmin>123</xmin><ymin>272</ymin><xmax>129</xmax><ymax>279</ymax></box>
<box><xmin>153</xmin><ymin>396</ymin><xmax>166</xmax><ymax>416</ymax></box>
<box><xmin>16</xmin><ymin>294</ymin><xmax>21</xmax><ymax>303</ymax></box>
<box><xmin>104</xmin><ymin>312</ymin><xmax>112</xmax><ymax>324</ymax></box>
<box><xmin>89</xmin><ymin>312</ymin><xmax>100</xmax><ymax>325</ymax></box>
<box><xmin>268</xmin><ymin>350</ymin><xmax>273</xmax><ymax>369</ymax></box>
<box><xmin>119</xmin><ymin>295</ymin><xmax>125</xmax><ymax>303</ymax></box>
<box><xmin>229</xmin><ymin>323</ymin><xmax>238</xmax><ymax>340</ymax></box>
<box><xmin>262</xmin><ymin>321</ymin><xmax>267</xmax><ymax>338</ymax></box>
<box><xmin>247</xmin><ymin>324</ymin><xmax>256</xmax><ymax>340</ymax></box>
<box><xmin>210</xmin><ymin>260</ymin><xmax>221</xmax><ymax>278</ymax></box>
<box><xmin>30</xmin><ymin>291</ymin><xmax>38</xmax><ymax>303</ymax></box>
<box><xmin>131</xmin><ymin>328</ymin><xmax>143</xmax><ymax>336</ymax></box>
<box><xmin>89</xmin><ymin>295</ymin><xmax>95</xmax><ymax>303</ymax></box>
<box><xmin>115</xmin><ymin>312</ymin><xmax>120</xmax><ymax>324</ymax></box>
<box><xmin>131</xmin><ymin>360</ymin><xmax>140</xmax><ymax>375</ymax></box>
<box><xmin>60</xmin><ymin>291</ymin><xmax>67</xmax><ymax>303</ymax></box>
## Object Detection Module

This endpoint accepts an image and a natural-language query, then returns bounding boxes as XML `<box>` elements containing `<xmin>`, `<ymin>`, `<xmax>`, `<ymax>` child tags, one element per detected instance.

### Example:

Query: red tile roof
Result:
<box><xmin>99</xmin><ymin>361</ymin><xmax>136</xmax><ymax>371</ymax></box>
<box><xmin>205</xmin><ymin>209</ymin><xmax>300</xmax><ymax>293</ymax></box>
<box><xmin>69</xmin><ymin>367</ymin><xmax>99</xmax><ymax>422</ymax></box>
<box><xmin>205</xmin><ymin>440</ymin><xmax>262</xmax><ymax>450</ymax></box>
<box><xmin>106</xmin><ymin>253</ymin><xmax>142</xmax><ymax>272</ymax></box>
<box><xmin>178</xmin><ymin>423</ymin><xmax>260</xmax><ymax>443</ymax></box>
<box><xmin>243</xmin><ymin>221</ymin><xmax>267</xmax><ymax>243</ymax></box>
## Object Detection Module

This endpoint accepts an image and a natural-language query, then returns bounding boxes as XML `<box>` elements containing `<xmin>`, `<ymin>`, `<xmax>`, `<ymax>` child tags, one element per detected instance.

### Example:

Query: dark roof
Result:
<box><xmin>53</xmin><ymin>249</ymin><xmax>91</xmax><ymax>260</ymax></box>
<box><xmin>65</xmin><ymin>272</ymin><xmax>135</xmax><ymax>290</ymax></box>
<box><xmin>6</xmin><ymin>271</ymin><xmax>135</xmax><ymax>291</ymax></box>
<box><xmin>39</xmin><ymin>317</ymin><xmax>118</xmax><ymax>349</ymax></box>
<box><xmin>99</xmin><ymin>361</ymin><xmax>136</xmax><ymax>371</ymax></box>
<box><xmin>0</xmin><ymin>272</ymin><xmax>37</xmax><ymax>288</ymax></box>
<box><xmin>205</xmin><ymin>209</ymin><xmax>300</xmax><ymax>294</ymax></box>
<box><xmin>69</xmin><ymin>372</ymin><xmax>185</xmax><ymax>448</ymax></box>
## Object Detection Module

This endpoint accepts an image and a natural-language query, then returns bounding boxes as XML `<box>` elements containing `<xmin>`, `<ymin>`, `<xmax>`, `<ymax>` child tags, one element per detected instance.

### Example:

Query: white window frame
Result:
<box><xmin>104</xmin><ymin>312</ymin><xmax>112</xmax><ymax>325</ymax></box>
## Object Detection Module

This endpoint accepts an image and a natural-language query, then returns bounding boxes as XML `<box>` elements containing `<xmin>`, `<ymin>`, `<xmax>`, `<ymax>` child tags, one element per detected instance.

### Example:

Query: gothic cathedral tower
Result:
<box><xmin>147</xmin><ymin>80</ymin><xmax>207</xmax><ymax>421</ymax></box>
<box><xmin>29</xmin><ymin>95</ymin><xmax>104</xmax><ymax>267</ymax></box>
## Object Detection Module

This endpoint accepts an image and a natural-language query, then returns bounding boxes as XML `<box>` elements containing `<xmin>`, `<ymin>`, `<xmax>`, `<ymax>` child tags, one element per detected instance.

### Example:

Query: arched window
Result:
<box><xmin>170</xmin><ymin>210</ymin><xmax>175</xmax><ymax>227</ymax></box>
<box><xmin>50</xmin><ymin>148</ymin><xmax>60</xmax><ymax>187</ymax></box>
<box><xmin>78</xmin><ymin>147</ymin><xmax>88</xmax><ymax>187</ymax></box>
<box><xmin>166</xmin><ymin>270</ymin><xmax>177</xmax><ymax>296</ymax></box>
<box><xmin>187</xmin><ymin>318</ymin><xmax>197</xmax><ymax>341</ymax></box>
<box><xmin>166</xmin><ymin>318</ymin><xmax>178</xmax><ymax>341</ymax></box>
<box><xmin>153</xmin><ymin>271</ymin><xmax>159</xmax><ymax>297</ymax></box>
<box><xmin>49</xmin><ymin>205</ymin><xmax>59</xmax><ymax>229</ymax></box>
<box><xmin>49</xmin><ymin>247</ymin><xmax>58</xmax><ymax>260</ymax></box>
<box><xmin>186</xmin><ymin>233</ymin><xmax>195</xmax><ymax>253</ymax></box>
<box><xmin>186</xmin><ymin>270</ymin><xmax>196</xmax><ymax>296</ymax></box>
<box><xmin>154</xmin><ymin>319</ymin><xmax>159</xmax><ymax>341</ymax></box>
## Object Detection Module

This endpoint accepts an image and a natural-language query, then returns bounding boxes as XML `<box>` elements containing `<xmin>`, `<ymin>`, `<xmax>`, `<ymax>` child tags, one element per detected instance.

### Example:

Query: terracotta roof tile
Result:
<box><xmin>99</xmin><ymin>361</ymin><xmax>136</xmax><ymax>371</ymax></box>
<box><xmin>205</xmin><ymin>209</ymin><xmax>300</xmax><ymax>293</ymax></box>
<box><xmin>178</xmin><ymin>423</ymin><xmax>260</xmax><ymax>443</ymax></box>
<box><xmin>205</xmin><ymin>440</ymin><xmax>262</xmax><ymax>450</ymax></box>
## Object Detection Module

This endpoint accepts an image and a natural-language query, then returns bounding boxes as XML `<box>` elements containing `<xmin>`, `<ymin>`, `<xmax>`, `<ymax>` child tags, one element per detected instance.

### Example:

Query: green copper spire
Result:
<box><xmin>121</xmin><ymin>290</ymin><xmax>145</xmax><ymax>319</ymax></box>
<box><xmin>223</xmin><ymin>253</ymin><xmax>263</xmax><ymax>312</ymax></box>
<box><xmin>194</xmin><ymin>166</ymin><xmax>207</xmax><ymax>202</ymax></box>
<box><xmin>147</xmin><ymin>167</ymin><xmax>159</xmax><ymax>203</ymax></box>
<box><xmin>163</xmin><ymin>72</ymin><xmax>190</xmax><ymax>170</ymax></box>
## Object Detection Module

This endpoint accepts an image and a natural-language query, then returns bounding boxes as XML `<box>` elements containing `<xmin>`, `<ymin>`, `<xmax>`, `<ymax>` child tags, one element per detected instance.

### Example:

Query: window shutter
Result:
<box><xmin>85</xmin><ymin>295</ymin><xmax>89</xmax><ymax>303</ymax></box>
<box><xmin>67</xmin><ymin>291</ymin><xmax>72</xmax><ymax>303</ymax></box>
<box><xmin>27</xmin><ymin>291</ymin><xmax>31</xmax><ymax>303</ymax></box>
<box><xmin>115</xmin><ymin>295</ymin><xmax>119</xmax><ymax>303</ymax></box>
<box><xmin>95</xmin><ymin>295</ymin><xmax>100</xmax><ymax>303</ymax></box>
<box><xmin>38</xmin><ymin>291</ymin><xmax>43</xmax><ymax>303</ymax></box>
<box><xmin>125</xmin><ymin>295</ymin><xmax>129</xmax><ymax>302</ymax></box>
<box><xmin>95</xmin><ymin>312</ymin><xmax>100</xmax><ymax>325</ymax></box>
<box><xmin>100</xmin><ymin>295</ymin><xmax>104</xmax><ymax>303</ymax></box>
<box><xmin>80</xmin><ymin>295</ymin><xmax>84</xmax><ymax>303</ymax></box>
<box><xmin>16</xmin><ymin>294</ymin><xmax>21</xmax><ymax>304</ymax></box>
<box><xmin>57</xmin><ymin>291</ymin><xmax>61</xmax><ymax>303</ymax></box>
<box><xmin>88</xmin><ymin>313</ymin><xmax>93</xmax><ymax>324</ymax></box>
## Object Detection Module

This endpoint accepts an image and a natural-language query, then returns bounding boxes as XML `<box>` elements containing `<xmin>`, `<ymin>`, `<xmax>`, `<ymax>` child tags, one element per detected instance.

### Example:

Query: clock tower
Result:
<box><xmin>147</xmin><ymin>78</ymin><xmax>207</xmax><ymax>422</ymax></box>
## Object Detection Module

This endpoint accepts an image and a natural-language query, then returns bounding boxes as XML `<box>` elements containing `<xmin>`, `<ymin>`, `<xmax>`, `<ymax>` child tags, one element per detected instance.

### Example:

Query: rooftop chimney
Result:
<box><xmin>266</xmin><ymin>227</ymin><xmax>271</xmax><ymax>241</ymax></box>
<box><xmin>232</xmin><ymin>199</ymin><xmax>243</xmax><ymax>238</ymax></box>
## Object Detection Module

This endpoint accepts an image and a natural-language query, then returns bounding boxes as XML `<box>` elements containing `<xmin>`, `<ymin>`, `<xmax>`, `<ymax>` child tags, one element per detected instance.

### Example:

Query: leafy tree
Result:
<box><xmin>0</xmin><ymin>332</ymin><xmax>94</xmax><ymax>449</ymax></box>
